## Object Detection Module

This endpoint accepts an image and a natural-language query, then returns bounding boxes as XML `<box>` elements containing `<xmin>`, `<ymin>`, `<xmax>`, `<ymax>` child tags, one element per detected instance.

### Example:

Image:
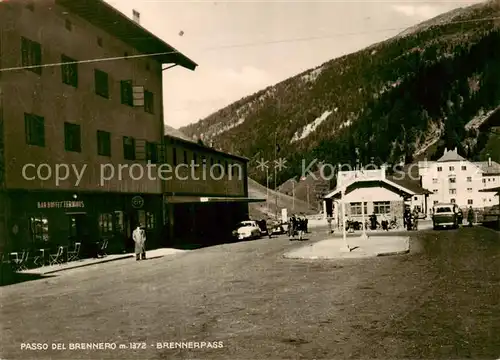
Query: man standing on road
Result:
<box><xmin>467</xmin><ymin>206</ymin><xmax>474</xmax><ymax>227</ymax></box>
<box><xmin>133</xmin><ymin>224</ymin><xmax>146</xmax><ymax>261</ymax></box>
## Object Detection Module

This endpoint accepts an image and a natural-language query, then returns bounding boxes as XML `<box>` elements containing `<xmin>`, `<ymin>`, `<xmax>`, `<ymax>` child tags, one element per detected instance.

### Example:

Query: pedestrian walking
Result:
<box><xmin>467</xmin><ymin>206</ymin><xmax>474</xmax><ymax>227</ymax></box>
<box><xmin>133</xmin><ymin>224</ymin><xmax>146</xmax><ymax>261</ymax></box>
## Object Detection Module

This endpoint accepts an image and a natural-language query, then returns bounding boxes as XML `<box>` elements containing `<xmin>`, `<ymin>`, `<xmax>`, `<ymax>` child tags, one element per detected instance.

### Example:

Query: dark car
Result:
<box><xmin>432</xmin><ymin>203</ymin><xmax>459</xmax><ymax>230</ymax></box>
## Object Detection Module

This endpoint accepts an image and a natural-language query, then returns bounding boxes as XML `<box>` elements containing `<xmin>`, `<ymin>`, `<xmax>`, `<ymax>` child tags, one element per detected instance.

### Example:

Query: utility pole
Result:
<box><xmin>274</xmin><ymin>130</ymin><xmax>278</xmax><ymax>220</ymax></box>
<box><xmin>266</xmin><ymin>167</ymin><xmax>269</xmax><ymax>213</ymax></box>
<box><xmin>306</xmin><ymin>184</ymin><xmax>310</xmax><ymax>208</ymax></box>
<box><xmin>292</xmin><ymin>180</ymin><xmax>295</xmax><ymax>210</ymax></box>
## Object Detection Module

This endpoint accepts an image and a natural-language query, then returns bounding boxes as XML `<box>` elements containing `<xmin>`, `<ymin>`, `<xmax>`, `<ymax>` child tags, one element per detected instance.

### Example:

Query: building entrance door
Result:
<box><xmin>68</xmin><ymin>214</ymin><xmax>87</xmax><ymax>244</ymax></box>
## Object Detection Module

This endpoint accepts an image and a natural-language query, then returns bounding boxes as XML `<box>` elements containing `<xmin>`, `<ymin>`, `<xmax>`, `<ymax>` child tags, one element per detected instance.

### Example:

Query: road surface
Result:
<box><xmin>1</xmin><ymin>227</ymin><xmax>500</xmax><ymax>359</ymax></box>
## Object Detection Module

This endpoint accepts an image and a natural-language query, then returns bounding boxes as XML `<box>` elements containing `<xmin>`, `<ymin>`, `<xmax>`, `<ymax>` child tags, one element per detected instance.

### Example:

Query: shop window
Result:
<box><xmin>97</xmin><ymin>130</ymin><xmax>111</xmax><ymax>156</ymax></box>
<box><xmin>373</xmin><ymin>201</ymin><xmax>391</xmax><ymax>214</ymax></box>
<box><xmin>25</xmin><ymin>113</ymin><xmax>45</xmax><ymax>147</ymax></box>
<box><xmin>138</xmin><ymin>210</ymin><xmax>146</xmax><ymax>227</ymax></box>
<box><xmin>114</xmin><ymin>211</ymin><xmax>124</xmax><ymax>233</ymax></box>
<box><xmin>94</xmin><ymin>69</ymin><xmax>109</xmax><ymax>98</ymax></box>
<box><xmin>123</xmin><ymin>136</ymin><xmax>136</xmax><ymax>160</ymax></box>
<box><xmin>146</xmin><ymin>212</ymin><xmax>155</xmax><ymax>230</ymax></box>
<box><xmin>61</xmin><ymin>54</ymin><xmax>78</xmax><ymax>87</ymax></box>
<box><xmin>64</xmin><ymin>122</ymin><xmax>81</xmax><ymax>152</ymax></box>
<box><xmin>350</xmin><ymin>202</ymin><xmax>367</xmax><ymax>215</ymax></box>
<box><xmin>98</xmin><ymin>213</ymin><xmax>113</xmax><ymax>236</ymax></box>
<box><xmin>29</xmin><ymin>215</ymin><xmax>49</xmax><ymax>243</ymax></box>
<box><xmin>21</xmin><ymin>36</ymin><xmax>42</xmax><ymax>74</ymax></box>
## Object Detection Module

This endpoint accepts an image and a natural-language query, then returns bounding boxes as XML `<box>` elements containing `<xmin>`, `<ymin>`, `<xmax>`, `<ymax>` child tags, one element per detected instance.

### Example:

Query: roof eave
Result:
<box><xmin>55</xmin><ymin>0</ymin><xmax>197</xmax><ymax>71</ymax></box>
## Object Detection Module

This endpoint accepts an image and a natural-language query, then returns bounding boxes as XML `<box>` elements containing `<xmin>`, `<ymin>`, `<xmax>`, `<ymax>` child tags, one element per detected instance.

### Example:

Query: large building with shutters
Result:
<box><xmin>0</xmin><ymin>0</ymin><xmax>197</xmax><ymax>255</ymax></box>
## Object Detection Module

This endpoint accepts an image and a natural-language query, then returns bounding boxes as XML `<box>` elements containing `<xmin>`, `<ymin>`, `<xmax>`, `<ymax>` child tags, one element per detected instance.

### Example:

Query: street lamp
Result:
<box><xmin>341</xmin><ymin>186</ymin><xmax>351</xmax><ymax>252</ymax></box>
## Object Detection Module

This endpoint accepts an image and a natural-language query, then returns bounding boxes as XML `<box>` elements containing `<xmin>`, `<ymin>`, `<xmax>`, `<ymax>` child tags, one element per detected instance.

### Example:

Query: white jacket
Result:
<box><xmin>133</xmin><ymin>228</ymin><xmax>146</xmax><ymax>244</ymax></box>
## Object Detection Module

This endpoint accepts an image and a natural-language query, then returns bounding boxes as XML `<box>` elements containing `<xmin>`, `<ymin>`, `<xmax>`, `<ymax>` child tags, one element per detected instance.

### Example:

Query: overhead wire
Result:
<box><xmin>0</xmin><ymin>15</ymin><xmax>499</xmax><ymax>72</ymax></box>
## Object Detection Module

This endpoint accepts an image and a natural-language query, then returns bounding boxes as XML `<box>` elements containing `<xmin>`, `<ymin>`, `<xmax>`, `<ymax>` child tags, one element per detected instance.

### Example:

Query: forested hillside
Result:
<box><xmin>181</xmin><ymin>0</ymin><xmax>500</xmax><ymax>189</ymax></box>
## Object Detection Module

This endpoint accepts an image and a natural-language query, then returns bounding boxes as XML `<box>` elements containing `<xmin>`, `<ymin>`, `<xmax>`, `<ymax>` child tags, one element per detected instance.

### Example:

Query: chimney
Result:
<box><xmin>132</xmin><ymin>9</ymin><xmax>140</xmax><ymax>23</ymax></box>
<box><xmin>380</xmin><ymin>164</ymin><xmax>386</xmax><ymax>178</ymax></box>
<box><xmin>488</xmin><ymin>156</ymin><xmax>492</xmax><ymax>167</ymax></box>
<box><xmin>444</xmin><ymin>147</ymin><xmax>448</xmax><ymax>154</ymax></box>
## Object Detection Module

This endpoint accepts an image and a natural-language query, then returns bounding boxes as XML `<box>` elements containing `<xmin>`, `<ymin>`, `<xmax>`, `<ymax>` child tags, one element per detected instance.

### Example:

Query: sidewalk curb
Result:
<box><xmin>376</xmin><ymin>249</ymin><xmax>410</xmax><ymax>257</ymax></box>
<box><xmin>40</xmin><ymin>254</ymin><xmax>134</xmax><ymax>275</ymax></box>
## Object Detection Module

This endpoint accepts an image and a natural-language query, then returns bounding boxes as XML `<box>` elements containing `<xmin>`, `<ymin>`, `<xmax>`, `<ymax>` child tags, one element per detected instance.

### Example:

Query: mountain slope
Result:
<box><xmin>181</xmin><ymin>0</ymin><xmax>500</xmax><ymax>193</ymax></box>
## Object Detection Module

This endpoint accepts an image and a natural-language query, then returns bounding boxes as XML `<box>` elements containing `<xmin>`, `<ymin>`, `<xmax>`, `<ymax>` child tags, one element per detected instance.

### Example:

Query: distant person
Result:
<box><xmin>133</xmin><ymin>224</ymin><xmax>146</xmax><ymax>261</ymax></box>
<box><xmin>467</xmin><ymin>206</ymin><xmax>474</xmax><ymax>227</ymax></box>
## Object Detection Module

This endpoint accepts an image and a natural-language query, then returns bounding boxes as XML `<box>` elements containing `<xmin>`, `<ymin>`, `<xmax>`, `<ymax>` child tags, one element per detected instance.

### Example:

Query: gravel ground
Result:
<box><xmin>1</xmin><ymin>227</ymin><xmax>500</xmax><ymax>360</ymax></box>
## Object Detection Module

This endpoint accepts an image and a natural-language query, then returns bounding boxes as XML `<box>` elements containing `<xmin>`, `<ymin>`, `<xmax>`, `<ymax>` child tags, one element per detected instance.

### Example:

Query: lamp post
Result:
<box><xmin>341</xmin><ymin>186</ymin><xmax>350</xmax><ymax>251</ymax></box>
<box><xmin>360</xmin><ymin>196</ymin><xmax>368</xmax><ymax>240</ymax></box>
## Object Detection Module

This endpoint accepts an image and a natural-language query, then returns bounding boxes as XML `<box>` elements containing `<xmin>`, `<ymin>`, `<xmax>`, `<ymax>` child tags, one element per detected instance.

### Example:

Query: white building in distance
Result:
<box><xmin>418</xmin><ymin>148</ymin><xmax>500</xmax><ymax>211</ymax></box>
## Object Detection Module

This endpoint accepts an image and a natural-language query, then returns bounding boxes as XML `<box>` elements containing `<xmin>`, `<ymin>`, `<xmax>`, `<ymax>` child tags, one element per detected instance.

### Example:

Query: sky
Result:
<box><xmin>106</xmin><ymin>0</ymin><xmax>485</xmax><ymax>129</ymax></box>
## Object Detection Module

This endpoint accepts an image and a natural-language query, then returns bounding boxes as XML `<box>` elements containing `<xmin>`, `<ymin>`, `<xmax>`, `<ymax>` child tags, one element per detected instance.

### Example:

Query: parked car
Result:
<box><xmin>432</xmin><ymin>203</ymin><xmax>460</xmax><ymax>230</ymax></box>
<box><xmin>232</xmin><ymin>220</ymin><xmax>262</xmax><ymax>240</ymax></box>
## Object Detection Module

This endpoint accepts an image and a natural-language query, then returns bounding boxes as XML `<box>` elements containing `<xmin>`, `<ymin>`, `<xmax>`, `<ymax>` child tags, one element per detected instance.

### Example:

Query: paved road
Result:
<box><xmin>1</xmin><ymin>227</ymin><xmax>500</xmax><ymax>360</ymax></box>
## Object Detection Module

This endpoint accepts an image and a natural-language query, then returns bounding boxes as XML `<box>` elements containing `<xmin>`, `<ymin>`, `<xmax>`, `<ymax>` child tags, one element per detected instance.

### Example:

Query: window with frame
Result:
<box><xmin>433</xmin><ymin>200</ymin><xmax>438</xmax><ymax>205</ymax></box>
<box><xmin>350</xmin><ymin>202</ymin><xmax>368</xmax><ymax>215</ymax></box>
<box><xmin>450</xmin><ymin>198</ymin><xmax>456</xmax><ymax>204</ymax></box>
<box><xmin>29</xmin><ymin>215</ymin><xmax>49</xmax><ymax>243</ymax></box>
<box><xmin>449</xmin><ymin>189</ymin><xmax>457</xmax><ymax>195</ymax></box>
<box><xmin>61</xmin><ymin>54</ymin><xmax>78</xmax><ymax>87</ymax></box>
<box><xmin>467</xmin><ymin>199</ymin><xmax>473</xmax><ymax>205</ymax></box>
<box><xmin>467</xmin><ymin>176</ymin><xmax>472</xmax><ymax>182</ymax></box>
<box><xmin>94</xmin><ymin>69</ymin><xmax>109</xmax><ymax>98</ymax></box>
<box><xmin>374</xmin><ymin>201</ymin><xmax>391</xmax><ymax>214</ymax></box>
<box><xmin>97</xmin><ymin>37</ymin><xmax>103</xmax><ymax>47</ymax></box>
<box><xmin>146</xmin><ymin>142</ymin><xmax>158</xmax><ymax>163</ymax></box>
<box><xmin>97</xmin><ymin>130</ymin><xmax>111</xmax><ymax>156</ymax></box>
<box><xmin>64</xmin><ymin>122</ymin><xmax>81</xmax><ymax>152</ymax></box>
<box><xmin>98</xmin><ymin>213</ymin><xmax>113</xmax><ymax>236</ymax></box>
<box><xmin>123</xmin><ymin>136</ymin><xmax>136</xmax><ymax>160</ymax></box>
<box><xmin>144</xmin><ymin>90</ymin><xmax>154</xmax><ymax>114</ymax></box>
<box><xmin>120</xmin><ymin>80</ymin><xmax>133</xmax><ymax>106</ymax></box>
<box><xmin>449</xmin><ymin>177</ymin><xmax>456</xmax><ymax>183</ymax></box>
<box><xmin>462</xmin><ymin>166</ymin><xmax>467</xmax><ymax>170</ymax></box>
<box><xmin>146</xmin><ymin>212</ymin><xmax>155</xmax><ymax>230</ymax></box>
<box><xmin>65</xmin><ymin>19</ymin><xmax>72</xmax><ymax>31</ymax></box>
<box><xmin>449</xmin><ymin>166</ymin><xmax>454</xmax><ymax>171</ymax></box>
<box><xmin>433</xmin><ymin>189</ymin><xmax>438</xmax><ymax>193</ymax></box>
<box><xmin>432</xmin><ymin>178</ymin><xmax>438</xmax><ymax>183</ymax></box>
<box><xmin>437</xmin><ymin>166</ymin><xmax>442</xmax><ymax>172</ymax></box>
<box><xmin>25</xmin><ymin>113</ymin><xmax>45</xmax><ymax>147</ymax></box>
<box><xmin>21</xmin><ymin>36</ymin><xmax>42</xmax><ymax>74</ymax></box>
<box><xmin>172</xmin><ymin>148</ymin><xmax>177</xmax><ymax>166</ymax></box>
<box><xmin>467</xmin><ymin>188</ymin><xmax>473</xmax><ymax>192</ymax></box>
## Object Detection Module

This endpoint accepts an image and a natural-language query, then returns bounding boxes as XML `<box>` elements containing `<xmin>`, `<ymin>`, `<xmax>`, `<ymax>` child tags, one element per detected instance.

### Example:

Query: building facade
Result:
<box><xmin>0</xmin><ymin>0</ymin><xmax>196</xmax><ymax>255</ymax></box>
<box><xmin>323</xmin><ymin>167</ymin><xmax>431</xmax><ymax>225</ymax></box>
<box><xmin>418</xmin><ymin>148</ymin><xmax>500</xmax><ymax>212</ymax></box>
<box><xmin>161</xmin><ymin>129</ymin><xmax>262</xmax><ymax>246</ymax></box>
